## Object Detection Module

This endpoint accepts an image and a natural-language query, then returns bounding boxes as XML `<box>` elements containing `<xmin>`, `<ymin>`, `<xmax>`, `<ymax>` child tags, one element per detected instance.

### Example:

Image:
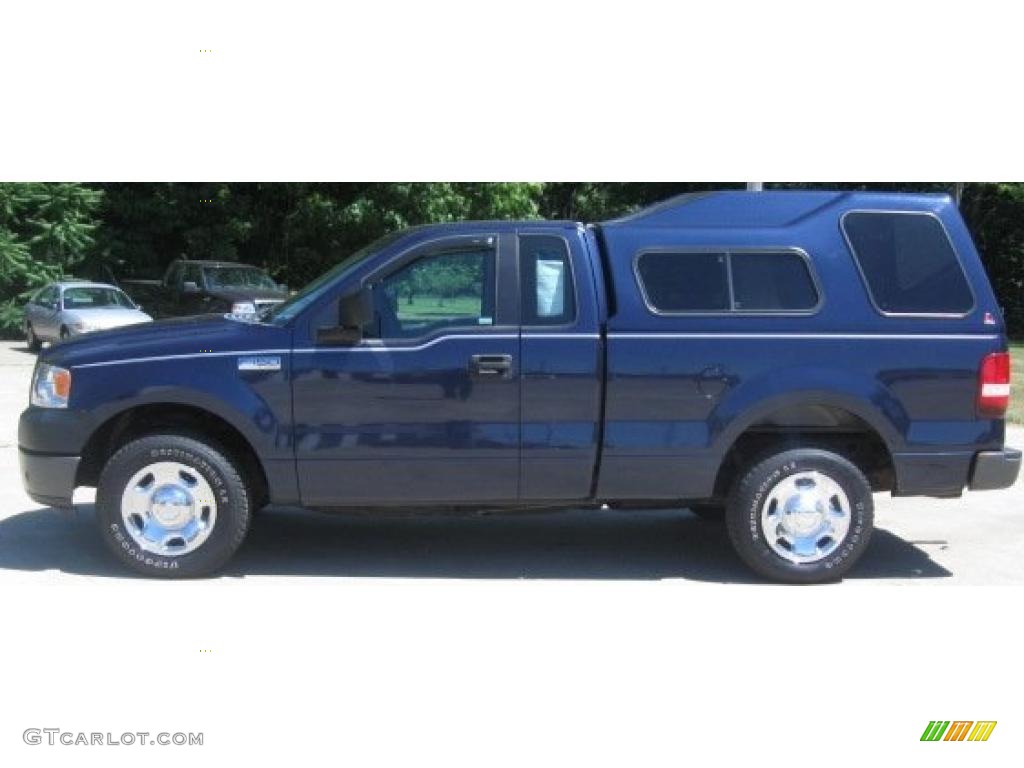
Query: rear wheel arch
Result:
<box><xmin>709</xmin><ymin>394</ymin><xmax>898</xmax><ymax>500</ymax></box>
<box><xmin>712</xmin><ymin>388</ymin><xmax>903</xmax><ymax>452</ymax></box>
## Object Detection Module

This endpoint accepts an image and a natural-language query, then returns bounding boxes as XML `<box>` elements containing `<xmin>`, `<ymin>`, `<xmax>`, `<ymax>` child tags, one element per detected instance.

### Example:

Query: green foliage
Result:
<box><xmin>3</xmin><ymin>182</ymin><xmax>1024</xmax><ymax>338</ymax></box>
<box><xmin>539</xmin><ymin>182</ymin><xmax>719</xmax><ymax>220</ymax></box>
<box><xmin>92</xmin><ymin>182</ymin><xmax>542</xmax><ymax>288</ymax></box>
<box><xmin>1009</xmin><ymin>342</ymin><xmax>1024</xmax><ymax>424</ymax></box>
<box><xmin>389</xmin><ymin>250</ymin><xmax>485</xmax><ymax>308</ymax></box>
<box><xmin>0</xmin><ymin>183</ymin><xmax>103</xmax><ymax>337</ymax></box>
<box><xmin>960</xmin><ymin>183</ymin><xmax>1024</xmax><ymax>332</ymax></box>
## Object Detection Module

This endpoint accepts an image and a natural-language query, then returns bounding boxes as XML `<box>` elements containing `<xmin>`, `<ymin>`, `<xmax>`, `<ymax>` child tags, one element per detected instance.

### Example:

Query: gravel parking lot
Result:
<box><xmin>1</xmin><ymin>339</ymin><xmax>1022</xmax><ymax>585</ymax></box>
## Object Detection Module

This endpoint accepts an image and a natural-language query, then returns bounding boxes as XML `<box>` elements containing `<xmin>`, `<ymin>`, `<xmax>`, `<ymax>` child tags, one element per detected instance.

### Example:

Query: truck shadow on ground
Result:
<box><xmin>0</xmin><ymin>504</ymin><xmax>952</xmax><ymax>582</ymax></box>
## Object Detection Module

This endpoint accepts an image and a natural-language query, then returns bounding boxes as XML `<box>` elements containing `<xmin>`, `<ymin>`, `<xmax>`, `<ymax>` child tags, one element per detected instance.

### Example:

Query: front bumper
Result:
<box><xmin>19</xmin><ymin>406</ymin><xmax>93</xmax><ymax>454</ymax></box>
<box><xmin>18</xmin><ymin>406</ymin><xmax>91</xmax><ymax>508</ymax></box>
<box><xmin>19</xmin><ymin>448</ymin><xmax>80</xmax><ymax>508</ymax></box>
<box><xmin>969</xmin><ymin>448</ymin><xmax>1022</xmax><ymax>491</ymax></box>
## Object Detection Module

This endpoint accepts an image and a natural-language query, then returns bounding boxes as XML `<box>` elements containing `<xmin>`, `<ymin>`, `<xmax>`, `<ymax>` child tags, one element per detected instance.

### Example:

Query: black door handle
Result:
<box><xmin>470</xmin><ymin>354</ymin><xmax>513</xmax><ymax>378</ymax></box>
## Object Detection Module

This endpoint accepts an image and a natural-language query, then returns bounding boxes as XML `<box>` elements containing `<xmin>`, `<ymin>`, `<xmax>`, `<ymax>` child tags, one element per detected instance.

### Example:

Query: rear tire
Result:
<box><xmin>725</xmin><ymin>448</ymin><xmax>873</xmax><ymax>584</ymax></box>
<box><xmin>95</xmin><ymin>434</ymin><xmax>252</xmax><ymax>578</ymax></box>
<box><xmin>25</xmin><ymin>323</ymin><xmax>42</xmax><ymax>351</ymax></box>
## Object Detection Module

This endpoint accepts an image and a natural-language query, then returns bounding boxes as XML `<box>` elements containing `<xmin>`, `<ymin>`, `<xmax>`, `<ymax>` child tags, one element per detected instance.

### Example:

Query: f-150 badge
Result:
<box><xmin>237</xmin><ymin>355</ymin><xmax>282</xmax><ymax>371</ymax></box>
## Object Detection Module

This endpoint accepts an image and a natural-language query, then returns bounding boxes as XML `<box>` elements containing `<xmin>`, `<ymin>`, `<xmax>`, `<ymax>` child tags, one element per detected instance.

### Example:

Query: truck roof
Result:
<box><xmin>384</xmin><ymin>190</ymin><xmax>958</xmax><ymax>238</ymax></box>
<box><xmin>397</xmin><ymin>219</ymin><xmax>581</xmax><ymax>235</ymax></box>
<box><xmin>600</xmin><ymin>190</ymin><xmax>955</xmax><ymax>230</ymax></box>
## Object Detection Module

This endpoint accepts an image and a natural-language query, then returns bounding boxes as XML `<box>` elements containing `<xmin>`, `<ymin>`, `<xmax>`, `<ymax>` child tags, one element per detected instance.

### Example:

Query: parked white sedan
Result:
<box><xmin>23</xmin><ymin>282</ymin><xmax>152</xmax><ymax>350</ymax></box>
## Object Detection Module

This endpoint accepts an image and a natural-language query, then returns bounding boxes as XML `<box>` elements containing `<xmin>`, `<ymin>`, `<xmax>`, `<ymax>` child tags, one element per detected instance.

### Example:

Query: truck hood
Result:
<box><xmin>41</xmin><ymin>313</ymin><xmax>292</xmax><ymax>370</ymax></box>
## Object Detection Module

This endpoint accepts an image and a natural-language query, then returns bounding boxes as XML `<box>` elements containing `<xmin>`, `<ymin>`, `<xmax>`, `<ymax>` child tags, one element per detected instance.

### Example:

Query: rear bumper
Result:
<box><xmin>969</xmin><ymin>448</ymin><xmax>1022</xmax><ymax>491</ymax></box>
<box><xmin>893</xmin><ymin>447</ymin><xmax>1020</xmax><ymax>496</ymax></box>
<box><xmin>18</xmin><ymin>448</ymin><xmax>80</xmax><ymax>508</ymax></box>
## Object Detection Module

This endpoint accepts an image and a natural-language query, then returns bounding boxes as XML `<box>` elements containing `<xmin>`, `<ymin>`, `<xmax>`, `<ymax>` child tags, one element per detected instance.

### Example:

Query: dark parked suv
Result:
<box><xmin>18</xmin><ymin>192</ymin><xmax>1020</xmax><ymax>582</ymax></box>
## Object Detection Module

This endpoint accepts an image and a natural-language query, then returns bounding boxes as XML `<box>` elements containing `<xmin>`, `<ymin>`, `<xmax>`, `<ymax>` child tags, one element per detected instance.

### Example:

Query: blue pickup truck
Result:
<box><xmin>18</xmin><ymin>191</ymin><xmax>1020</xmax><ymax>582</ymax></box>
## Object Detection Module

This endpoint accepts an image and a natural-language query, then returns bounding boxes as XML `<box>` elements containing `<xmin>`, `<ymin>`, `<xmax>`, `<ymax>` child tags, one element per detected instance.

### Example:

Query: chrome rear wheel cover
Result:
<box><xmin>760</xmin><ymin>470</ymin><xmax>851</xmax><ymax>564</ymax></box>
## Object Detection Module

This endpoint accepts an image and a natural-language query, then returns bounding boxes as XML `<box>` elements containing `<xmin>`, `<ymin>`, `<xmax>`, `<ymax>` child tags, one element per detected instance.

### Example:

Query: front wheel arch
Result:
<box><xmin>77</xmin><ymin>402</ymin><xmax>271</xmax><ymax>510</ymax></box>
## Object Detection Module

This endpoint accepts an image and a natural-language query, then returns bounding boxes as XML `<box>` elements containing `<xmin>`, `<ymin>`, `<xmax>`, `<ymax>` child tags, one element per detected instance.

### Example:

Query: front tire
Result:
<box><xmin>725</xmin><ymin>448</ymin><xmax>873</xmax><ymax>584</ymax></box>
<box><xmin>26</xmin><ymin>323</ymin><xmax>42</xmax><ymax>351</ymax></box>
<box><xmin>95</xmin><ymin>434</ymin><xmax>251</xmax><ymax>577</ymax></box>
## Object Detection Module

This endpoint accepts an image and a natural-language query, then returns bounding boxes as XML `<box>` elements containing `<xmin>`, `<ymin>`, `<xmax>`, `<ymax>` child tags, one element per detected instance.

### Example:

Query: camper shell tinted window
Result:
<box><xmin>842</xmin><ymin>211</ymin><xmax>974</xmax><ymax>315</ymax></box>
<box><xmin>635</xmin><ymin>249</ymin><xmax>820</xmax><ymax>313</ymax></box>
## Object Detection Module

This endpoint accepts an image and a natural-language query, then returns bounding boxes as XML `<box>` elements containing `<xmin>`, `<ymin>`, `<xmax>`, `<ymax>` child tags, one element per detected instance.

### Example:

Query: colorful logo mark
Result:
<box><xmin>921</xmin><ymin>721</ymin><xmax>997</xmax><ymax>742</ymax></box>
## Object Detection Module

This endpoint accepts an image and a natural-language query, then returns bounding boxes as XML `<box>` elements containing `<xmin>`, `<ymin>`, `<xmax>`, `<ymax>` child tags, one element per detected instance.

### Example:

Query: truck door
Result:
<box><xmin>517</xmin><ymin>229</ymin><xmax>604</xmax><ymax>500</ymax></box>
<box><xmin>291</xmin><ymin>233</ymin><xmax>521</xmax><ymax>506</ymax></box>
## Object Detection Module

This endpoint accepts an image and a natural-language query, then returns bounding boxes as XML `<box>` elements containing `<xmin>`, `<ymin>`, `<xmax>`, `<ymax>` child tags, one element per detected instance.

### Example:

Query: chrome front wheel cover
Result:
<box><xmin>760</xmin><ymin>470</ymin><xmax>851</xmax><ymax>565</ymax></box>
<box><xmin>120</xmin><ymin>461</ymin><xmax>218</xmax><ymax>557</ymax></box>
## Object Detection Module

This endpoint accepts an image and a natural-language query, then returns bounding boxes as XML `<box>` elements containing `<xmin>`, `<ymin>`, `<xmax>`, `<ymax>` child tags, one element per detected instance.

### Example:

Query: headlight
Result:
<box><xmin>230</xmin><ymin>301</ymin><xmax>257</xmax><ymax>319</ymax></box>
<box><xmin>31</xmin><ymin>363</ymin><xmax>72</xmax><ymax>409</ymax></box>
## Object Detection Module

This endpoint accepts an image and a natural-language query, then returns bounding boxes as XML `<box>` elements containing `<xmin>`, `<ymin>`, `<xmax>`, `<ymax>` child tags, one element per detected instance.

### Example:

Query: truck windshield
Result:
<box><xmin>264</xmin><ymin>231</ymin><xmax>406</xmax><ymax>325</ymax></box>
<box><xmin>204</xmin><ymin>266</ymin><xmax>278</xmax><ymax>290</ymax></box>
<box><xmin>63</xmin><ymin>286</ymin><xmax>136</xmax><ymax>310</ymax></box>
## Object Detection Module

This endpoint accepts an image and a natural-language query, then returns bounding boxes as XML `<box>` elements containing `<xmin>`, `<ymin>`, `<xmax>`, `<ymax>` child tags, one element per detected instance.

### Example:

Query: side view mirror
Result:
<box><xmin>317</xmin><ymin>287</ymin><xmax>374</xmax><ymax>346</ymax></box>
<box><xmin>182</xmin><ymin>281</ymin><xmax>200</xmax><ymax>294</ymax></box>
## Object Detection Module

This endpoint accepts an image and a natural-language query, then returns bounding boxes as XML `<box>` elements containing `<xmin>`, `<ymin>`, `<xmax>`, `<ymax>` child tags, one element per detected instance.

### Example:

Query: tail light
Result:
<box><xmin>978</xmin><ymin>351</ymin><xmax>1011</xmax><ymax>417</ymax></box>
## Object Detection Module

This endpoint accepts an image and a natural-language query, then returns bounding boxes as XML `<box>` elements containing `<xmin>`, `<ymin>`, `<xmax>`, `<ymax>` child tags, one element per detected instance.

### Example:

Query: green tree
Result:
<box><xmin>0</xmin><ymin>182</ymin><xmax>103</xmax><ymax>337</ymax></box>
<box><xmin>5</xmin><ymin>181</ymin><xmax>1024</xmax><ymax>339</ymax></box>
<box><xmin>961</xmin><ymin>183</ymin><xmax>1024</xmax><ymax>330</ymax></box>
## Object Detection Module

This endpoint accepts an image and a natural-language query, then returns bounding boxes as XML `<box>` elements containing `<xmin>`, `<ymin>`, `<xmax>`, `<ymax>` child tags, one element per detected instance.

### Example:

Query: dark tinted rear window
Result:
<box><xmin>731</xmin><ymin>252</ymin><xmax>818</xmax><ymax>311</ymax></box>
<box><xmin>636</xmin><ymin>250</ymin><xmax>820</xmax><ymax>313</ymax></box>
<box><xmin>636</xmin><ymin>252</ymin><xmax>729</xmax><ymax>311</ymax></box>
<box><xmin>843</xmin><ymin>212</ymin><xmax>973</xmax><ymax>315</ymax></box>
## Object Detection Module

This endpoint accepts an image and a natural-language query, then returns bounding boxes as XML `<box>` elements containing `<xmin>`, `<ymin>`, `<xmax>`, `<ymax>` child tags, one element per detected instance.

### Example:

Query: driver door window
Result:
<box><xmin>369</xmin><ymin>244</ymin><xmax>497</xmax><ymax>339</ymax></box>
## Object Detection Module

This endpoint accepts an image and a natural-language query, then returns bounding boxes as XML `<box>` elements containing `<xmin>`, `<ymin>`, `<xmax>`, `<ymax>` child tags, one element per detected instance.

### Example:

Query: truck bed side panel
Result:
<box><xmin>595</xmin><ymin>192</ymin><xmax>1005</xmax><ymax>500</ymax></box>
